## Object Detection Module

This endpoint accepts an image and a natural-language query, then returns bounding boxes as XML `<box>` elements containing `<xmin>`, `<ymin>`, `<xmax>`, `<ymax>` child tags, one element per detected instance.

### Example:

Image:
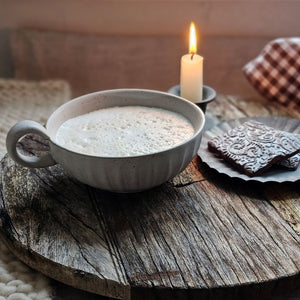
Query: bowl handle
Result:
<box><xmin>6</xmin><ymin>120</ymin><xmax>56</xmax><ymax>168</ymax></box>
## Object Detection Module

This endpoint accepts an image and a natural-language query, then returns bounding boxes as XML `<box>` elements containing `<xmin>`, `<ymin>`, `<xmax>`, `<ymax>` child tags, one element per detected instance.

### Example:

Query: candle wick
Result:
<box><xmin>191</xmin><ymin>53</ymin><xmax>194</xmax><ymax>60</ymax></box>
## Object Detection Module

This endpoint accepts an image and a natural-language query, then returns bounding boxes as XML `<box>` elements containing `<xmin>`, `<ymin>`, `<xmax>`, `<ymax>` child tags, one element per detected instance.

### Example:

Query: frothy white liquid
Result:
<box><xmin>55</xmin><ymin>106</ymin><xmax>194</xmax><ymax>157</ymax></box>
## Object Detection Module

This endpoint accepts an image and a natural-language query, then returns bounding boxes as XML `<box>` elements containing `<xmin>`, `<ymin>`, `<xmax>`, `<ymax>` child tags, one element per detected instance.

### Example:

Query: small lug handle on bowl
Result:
<box><xmin>6</xmin><ymin>120</ymin><xmax>56</xmax><ymax>168</ymax></box>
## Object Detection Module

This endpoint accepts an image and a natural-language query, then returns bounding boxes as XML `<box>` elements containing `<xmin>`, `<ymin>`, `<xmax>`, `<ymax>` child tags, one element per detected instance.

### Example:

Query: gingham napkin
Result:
<box><xmin>243</xmin><ymin>38</ymin><xmax>300</xmax><ymax>107</ymax></box>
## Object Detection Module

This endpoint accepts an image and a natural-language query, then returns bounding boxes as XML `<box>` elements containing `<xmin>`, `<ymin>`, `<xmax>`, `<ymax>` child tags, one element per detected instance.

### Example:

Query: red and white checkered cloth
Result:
<box><xmin>243</xmin><ymin>38</ymin><xmax>300</xmax><ymax>108</ymax></box>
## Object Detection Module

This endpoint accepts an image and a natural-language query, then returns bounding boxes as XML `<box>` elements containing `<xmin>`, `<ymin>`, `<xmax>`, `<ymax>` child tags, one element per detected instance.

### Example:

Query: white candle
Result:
<box><xmin>180</xmin><ymin>22</ymin><xmax>203</xmax><ymax>103</ymax></box>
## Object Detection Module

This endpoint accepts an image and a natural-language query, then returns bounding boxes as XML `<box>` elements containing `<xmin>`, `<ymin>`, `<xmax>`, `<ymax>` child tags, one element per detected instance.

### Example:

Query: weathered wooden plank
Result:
<box><xmin>1</xmin><ymin>128</ymin><xmax>300</xmax><ymax>299</ymax></box>
<box><xmin>173</xmin><ymin>95</ymin><xmax>300</xmax><ymax>247</ymax></box>
<box><xmin>0</xmin><ymin>151</ymin><xmax>130</xmax><ymax>299</ymax></box>
<box><xmin>1</xmin><ymin>90</ymin><xmax>300</xmax><ymax>299</ymax></box>
<box><xmin>206</xmin><ymin>94</ymin><xmax>300</xmax><ymax>124</ymax></box>
<box><xmin>263</xmin><ymin>184</ymin><xmax>300</xmax><ymax>236</ymax></box>
<box><xmin>226</xmin><ymin>95</ymin><xmax>300</xmax><ymax>119</ymax></box>
<box><xmin>1</xmin><ymin>151</ymin><xmax>300</xmax><ymax>299</ymax></box>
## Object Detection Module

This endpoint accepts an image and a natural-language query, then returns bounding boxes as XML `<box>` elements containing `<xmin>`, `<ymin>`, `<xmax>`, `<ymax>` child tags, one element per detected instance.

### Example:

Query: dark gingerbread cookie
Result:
<box><xmin>208</xmin><ymin>121</ymin><xmax>300</xmax><ymax>176</ymax></box>
<box><xmin>277</xmin><ymin>153</ymin><xmax>300</xmax><ymax>170</ymax></box>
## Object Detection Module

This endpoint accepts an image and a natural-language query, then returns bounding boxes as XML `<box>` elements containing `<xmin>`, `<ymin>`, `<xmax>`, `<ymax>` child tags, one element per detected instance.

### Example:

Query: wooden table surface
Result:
<box><xmin>0</xmin><ymin>95</ymin><xmax>299</xmax><ymax>300</ymax></box>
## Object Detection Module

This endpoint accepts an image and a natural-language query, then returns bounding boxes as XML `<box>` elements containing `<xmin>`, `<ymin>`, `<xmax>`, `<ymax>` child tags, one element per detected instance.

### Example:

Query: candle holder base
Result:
<box><xmin>167</xmin><ymin>85</ymin><xmax>216</xmax><ymax>113</ymax></box>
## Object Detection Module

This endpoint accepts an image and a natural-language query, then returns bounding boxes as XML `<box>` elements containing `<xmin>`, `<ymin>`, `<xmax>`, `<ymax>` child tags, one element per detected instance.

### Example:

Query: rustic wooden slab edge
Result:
<box><xmin>130</xmin><ymin>273</ymin><xmax>300</xmax><ymax>300</ymax></box>
<box><xmin>2</xmin><ymin>211</ymin><xmax>299</xmax><ymax>300</ymax></box>
<box><xmin>0</xmin><ymin>153</ymin><xmax>130</xmax><ymax>300</ymax></box>
<box><xmin>1</xmin><ymin>151</ymin><xmax>300</xmax><ymax>299</ymax></box>
<box><xmin>0</xmin><ymin>233</ymin><xmax>130</xmax><ymax>300</ymax></box>
<box><xmin>1</xmin><ymin>93</ymin><xmax>300</xmax><ymax>299</ymax></box>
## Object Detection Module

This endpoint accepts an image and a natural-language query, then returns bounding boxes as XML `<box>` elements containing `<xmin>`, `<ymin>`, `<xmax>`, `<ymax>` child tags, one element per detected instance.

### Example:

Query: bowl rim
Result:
<box><xmin>47</xmin><ymin>88</ymin><xmax>206</xmax><ymax>160</ymax></box>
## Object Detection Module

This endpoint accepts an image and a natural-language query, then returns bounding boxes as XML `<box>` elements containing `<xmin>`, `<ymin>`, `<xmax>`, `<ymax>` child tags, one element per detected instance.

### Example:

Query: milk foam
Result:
<box><xmin>55</xmin><ymin>106</ymin><xmax>194</xmax><ymax>157</ymax></box>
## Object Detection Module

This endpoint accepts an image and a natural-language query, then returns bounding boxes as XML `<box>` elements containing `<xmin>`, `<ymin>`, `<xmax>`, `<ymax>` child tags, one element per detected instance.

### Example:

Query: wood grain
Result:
<box><xmin>176</xmin><ymin>95</ymin><xmax>300</xmax><ymax>236</ymax></box>
<box><xmin>1</xmin><ymin>96</ymin><xmax>300</xmax><ymax>299</ymax></box>
<box><xmin>0</xmin><ymin>137</ymin><xmax>130</xmax><ymax>299</ymax></box>
<box><xmin>1</xmin><ymin>151</ymin><xmax>300</xmax><ymax>299</ymax></box>
<box><xmin>0</xmin><ymin>96</ymin><xmax>300</xmax><ymax>299</ymax></box>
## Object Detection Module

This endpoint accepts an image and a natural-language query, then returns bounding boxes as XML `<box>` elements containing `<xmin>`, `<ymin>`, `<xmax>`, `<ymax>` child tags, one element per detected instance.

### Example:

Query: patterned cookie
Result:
<box><xmin>208</xmin><ymin>121</ymin><xmax>300</xmax><ymax>176</ymax></box>
<box><xmin>277</xmin><ymin>153</ymin><xmax>300</xmax><ymax>170</ymax></box>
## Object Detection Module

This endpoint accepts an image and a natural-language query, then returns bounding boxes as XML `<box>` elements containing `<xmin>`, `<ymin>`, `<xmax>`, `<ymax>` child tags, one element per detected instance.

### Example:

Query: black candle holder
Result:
<box><xmin>167</xmin><ymin>85</ymin><xmax>216</xmax><ymax>113</ymax></box>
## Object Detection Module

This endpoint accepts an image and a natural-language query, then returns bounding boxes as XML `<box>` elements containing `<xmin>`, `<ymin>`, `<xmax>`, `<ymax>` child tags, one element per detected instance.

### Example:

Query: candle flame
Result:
<box><xmin>189</xmin><ymin>22</ymin><xmax>197</xmax><ymax>55</ymax></box>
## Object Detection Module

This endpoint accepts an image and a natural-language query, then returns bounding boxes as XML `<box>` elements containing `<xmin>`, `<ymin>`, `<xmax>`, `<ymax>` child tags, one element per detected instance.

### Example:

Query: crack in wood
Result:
<box><xmin>237</xmin><ymin>195</ymin><xmax>300</xmax><ymax>271</ymax></box>
<box><xmin>87</xmin><ymin>187</ymin><xmax>129</xmax><ymax>286</ymax></box>
<box><xmin>194</xmin><ymin>181</ymin><xmax>282</xmax><ymax>282</ymax></box>
<box><xmin>135</xmin><ymin>216</ymin><xmax>168</xmax><ymax>287</ymax></box>
<box><xmin>30</xmin><ymin>168</ymin><xmax>111</xmax><ymax>251</ymax></box>
<box><xmin>171</xmin><ymin>178</ymin><xmax>207</xmax><ymax>188</ymax></box>
<box><xmin>173</xmin><ymin>188</ymin><xmax>237</xmax><ymax>285</ymax></box>
<box><xmin>142</xmin><ymin>194</ymin><xmax>205</xmax><ymax>289</ymax></box>
<box><xmin>190</xmin><ymin>186</ymin><xmax>253</xmax><ymax>284</ymax></box>
<box><xmin>0</xmin><ymin>162</ymin><xmax>21</xmax><ymax>241</ymax></box>
<box><xmin>48</xmin><ymin>208</ymin><xmax>105</xmax><ymax>279</ymax></box>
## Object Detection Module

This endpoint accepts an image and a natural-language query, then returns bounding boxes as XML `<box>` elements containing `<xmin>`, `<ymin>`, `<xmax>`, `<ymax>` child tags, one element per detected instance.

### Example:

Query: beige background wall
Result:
<box><xmin>1</xmin><ymin>0</ymin><xmax>300</xmax><ymax>37</ymax></box>
<box><xmin>1</xmin><ymin>0</ymin><xmax>299</xmax><ymax>98</ymax></box>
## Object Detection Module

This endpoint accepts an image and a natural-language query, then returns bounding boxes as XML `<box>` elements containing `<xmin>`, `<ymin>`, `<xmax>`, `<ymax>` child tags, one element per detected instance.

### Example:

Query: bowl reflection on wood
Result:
<box><xmin>168</xmin><ymin>85</ymin><xmax>216</xmax><ymax>113</ymax></box>
<box><xmin>6</xmin><ymin>89</ymin><xmax>205</xmax><ymax>193</ymax></box>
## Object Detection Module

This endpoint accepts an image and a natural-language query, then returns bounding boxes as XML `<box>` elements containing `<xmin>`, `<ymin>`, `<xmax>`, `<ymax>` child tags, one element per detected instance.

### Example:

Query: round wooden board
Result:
<box><xmin>0</xmin><ymin>135</ymin><xmax>300</xmax><ymax>300</ymax></box>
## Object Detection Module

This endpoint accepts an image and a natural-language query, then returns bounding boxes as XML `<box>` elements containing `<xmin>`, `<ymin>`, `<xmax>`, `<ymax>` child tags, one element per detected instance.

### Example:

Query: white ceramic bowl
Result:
<box><xmin>6</xmin><ymin>89</ymin><xmax>205</xmax><ymax>192</ymax></box>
